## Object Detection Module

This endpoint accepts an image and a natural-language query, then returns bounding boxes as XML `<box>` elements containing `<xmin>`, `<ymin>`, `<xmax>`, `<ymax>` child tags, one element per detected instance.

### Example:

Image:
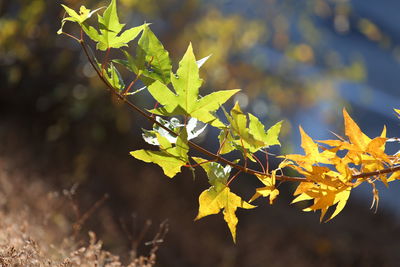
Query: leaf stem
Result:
<box><xmin>101</xmin><ymin>47</ymin><xmax>111</xmax><ymax>76</ymax></box>
<box><xmin>227</xmin><ymin>170</ymin><xmax>242</xmax><ymax>186</ymax></box>
<box><xmin>123</xmin><ymin>73</ymin><xmax>141</xmax><ymax>95</ymax></box>
<box><xmin>252</xmin><ymin>153</ymin><xmax>266</xmax><ymax>174</ymax></box>
<box><xmin>184</xmin><ymin>158</ymin><xmax>217</xmax><ymax>168</ymax></box>
<box><xmin>216</xmin><ymin>130</ymin><xmax>229</xmax><ymax>156</ymax></box>
<box><xmin>61</xmin><ymin>32</ymin><xmax>80</xmax><ymax>42</ymax></box>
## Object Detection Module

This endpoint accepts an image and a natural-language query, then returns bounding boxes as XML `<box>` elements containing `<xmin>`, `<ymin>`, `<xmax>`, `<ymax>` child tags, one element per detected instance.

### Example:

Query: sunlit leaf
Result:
<box><xmin>137</xmin><ymin>25</ymin><xmax>171</xmax><ymax>83</ymax></box>
<box><xmin>343</xmin><ymin>108</ymin><xmax>371</xmax><ymax>151</ymax></box>
<box><xmin>102</xmin><ymin>62</ymin><xmax>125</xmax><ymax>91</ymax></box>
<box><xmin>222</xmin><ymin>103</ymin><xmax>282</xmax><ymax>156</ymax></box>
<box><xmin>293</xmin><ymin>183</ymin><xmax>351</xmax><ymax>222</ymax></box>
<box><xmin>193</xmin><ymin>158</ymin><xmax>255</xmax><ymax>242</ymax></box>
<box><xmin>58</xmin><ymin>5</ymin><xmax>103</xmax><ymax>34</ymax></box>
<box><xmin>142</xmin><ymin>117</ymin><xmax>206</xmax><ymax>145</ymax></box>
<box><xmin>192</xmin><ymin>157</ymin><xmax>231</xmax><ymax>185</ymax></box>
<box><xmin>249</xmin><ymin>174</ymin><xmax>279</xmax><ymax>204</ymax></box>
<box><xmin>285</xmin><ymin>126</ymin><xmax>335</xmax><ymax>171</ymax></box>
<box><xmin>248</xmin><ymin>114</ymin><xmax>282</xmax><ymax>147</ymax></box>
<box><xmin>148</xmin><ymin>44</ymin><xmax>239</xmax><ymax>128</ymax></box>
<box><xmin>130</xmin><ymin>129</ymin><xmax>189</xmax><ymax>178</ymax></box>
<box><xmin>93</xmin><ymin>0</ymin><xmax>146</xmax><ymax>50</ymax></box>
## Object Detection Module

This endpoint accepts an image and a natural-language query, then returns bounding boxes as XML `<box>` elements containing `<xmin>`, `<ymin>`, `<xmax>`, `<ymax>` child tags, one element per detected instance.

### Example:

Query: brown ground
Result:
<box><xmin>0</xmin><ymin>157</ymin><xmax>163</xmax><ymax>266</ymax></box>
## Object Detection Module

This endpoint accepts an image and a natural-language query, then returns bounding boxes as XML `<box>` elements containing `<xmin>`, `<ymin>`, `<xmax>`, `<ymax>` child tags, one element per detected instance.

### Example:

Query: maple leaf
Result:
<box><xmin>249</xmin><ymin>174</ymin><xmax>279</xmax><ymax>204</ymax></box>
<box><xmin>249</xmin><ymin>113</ymin><xmax>282</xmax><ymax>147</ymax></box>
<box><xmin>147</xmin><ymin>44</ymin><xmax>240</xmax><ymax>128</ymax></box>
<box><xmin>114</xmin><ymin>25</ymin><xmax>172</xmax><ymax>86</ymax></box>
<box><xmin>249</xmin><ymin>160</ymin><xmax>291</xmax><ymax>204</ymax></box>
<box><xmin>130</xmin><ymin>129</ymin><xmax>189</xmax><ymax>178</ymax></box>
<box><xmin>86</xmin><ymin>0</ymin><xmax>146</xmax><ymax>50</ymax></box>
<box><xmin>193</xmin><ymin>158</ymin><xmax>255</xmax><ymax>243</ymax></box>
<box><xmin>142</xmin><ymin>117</ymin><xmax>206</xmax><ymax>146</ymax></box>
<box><xmin>285</xmin><ymin>126</ymin><xmax>335</xmax><ymax>172</ymax></box>
<box><xmin>319</xmin><ymin>109</ymin><xmax>390</xmax><ymax>182</ymax></box>
<box><xmin>102</xmin><ymin>62</ymin><xmax>125</xmax><ymax>91</ymax></box>
<box><xmin>58</xmin><ymin>5</ymin><xmax>103</xmax><ymax>34</ymax></box>
<box><xmin>292</xmin><ymin>184</ymin><xmax>351</xmax><ymax>222</ymax></box>
<box><xmin>343</xmin><ymin>108</ymin><xmax>371</xmax><ymax>151</ymax></box>
<box><xmin>320</xmin><ymin>109</ymin><xmax>388</xmax><ymax>159</ymax></box>
<box><xmin>218</xmin><ymin>102</ymin><xmax>282</xmax><ymax>159</ymax></box>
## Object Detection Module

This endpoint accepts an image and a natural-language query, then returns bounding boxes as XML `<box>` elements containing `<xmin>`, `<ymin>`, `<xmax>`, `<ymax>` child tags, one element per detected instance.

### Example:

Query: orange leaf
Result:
<box><xmin>343</xmin><ymin>108</ymin><xmax>371</xmax><ymax>150</ymax></box>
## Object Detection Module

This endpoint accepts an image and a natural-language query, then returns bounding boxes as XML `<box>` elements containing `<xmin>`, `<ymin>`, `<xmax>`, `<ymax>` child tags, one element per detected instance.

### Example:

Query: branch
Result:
<box><xmin>79</xmin><ymin>39</ymin><xmax>400</xmax><ymax>184</ymax></box>
<box><xmin>353</xmin><ymin>165</ymin><xmax>400</xmax><ymax>179</ymax></box>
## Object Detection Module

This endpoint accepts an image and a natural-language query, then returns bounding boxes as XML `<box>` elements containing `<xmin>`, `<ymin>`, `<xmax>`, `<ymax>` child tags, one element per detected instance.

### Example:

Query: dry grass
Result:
<box><xmin>0</xmin><ymin>158</ymin><xmax>163</xmax><ymax>267</ymax></box>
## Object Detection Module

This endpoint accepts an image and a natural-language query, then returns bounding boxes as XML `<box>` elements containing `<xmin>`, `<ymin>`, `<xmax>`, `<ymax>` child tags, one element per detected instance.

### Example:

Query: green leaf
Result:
<box><xmin>223</xmin><ymin>103</ymin><xmax>264</xmax><ymax>154</ymax></box>
<box><xmin>95</xmin><ymin>0</ymin><xmax>145</xmax><ymax>50</ymax></box>
<box><xmin>222</xmin><ymin>103</ymin><xmax>282</xmax><ymax>155</ymax></box>
<box><xmin>147</xmin><ymin>44</ymin><xmax>239</xmax><ymax>128</ymax></box>
<box><xmin>130</xmin><ymin>129</ymin><xmax>189</xmax><ymax>178</ymax></box>
<box><xmin>113</xmin><ymin>50</ymin><xmax>154</xmax><ymax>86</ymax></box>
<box><xmin>114</xmin><ymin>25</ymin><xmax>172</xmax><ymax>86</ymax></box>
<box><xmin>192</xmin><ymin>157</ymin><xmax>231</xmax><ymax>186</ymax></box>
<box><xmin>249</xmin><ymin>114</ymin><xmax>282</xmax><ymax>147</ymax></box>
<box><xmin>143</xmin><ymin>117</ymin><xmax>206</xmax><ymax>146</ymax></box>
<box><xmin>58</xmin><ymin>5</ymin><xmax>103</xmax><ymax>34</ymax></box>
<box><xmin>193</xmin><ymin>160</ymin><xmax>255</xmax><ymax>243</ymax></box>
<box><xmin>112</xmin><ymin>51</ymin><xmax>137</xmax><ymax>72</ymax></box>
<box><xmin>103</xmin><ymin>62</ymin><xmax>125</xmax><ymax>91</ymax></box>
<box><xmin>81</xmin><ymin>23</ymin><xmax>101</xmax><ymax>42</ymax></box>
<box><xmin>135</xmin><ymin>25</ymin><xmax>172</xmax><ymax>84</ymax></box>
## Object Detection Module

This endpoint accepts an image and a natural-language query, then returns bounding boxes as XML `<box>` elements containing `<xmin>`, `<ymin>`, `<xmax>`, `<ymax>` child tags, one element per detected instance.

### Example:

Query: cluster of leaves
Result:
<box><xmin>59</xmin><ymin>0</ymin><xmax>400</xmax><ymax>243</ymax></box>
<box><xmin>285</xmin><ymin>109</ymin><xmax>400</xmax><ymax>222</ymax></box>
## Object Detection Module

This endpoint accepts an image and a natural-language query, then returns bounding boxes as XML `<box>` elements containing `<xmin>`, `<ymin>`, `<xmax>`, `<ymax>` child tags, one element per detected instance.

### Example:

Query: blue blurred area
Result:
<box><xmin>210</xmin><ymin>0</ymin><xmax>400</xmax><ymax>215</ymax></box>
<box><xmin>294</xmin><ymin>0</ymin><xmax>400</xmax><ymax>216</ymax></box>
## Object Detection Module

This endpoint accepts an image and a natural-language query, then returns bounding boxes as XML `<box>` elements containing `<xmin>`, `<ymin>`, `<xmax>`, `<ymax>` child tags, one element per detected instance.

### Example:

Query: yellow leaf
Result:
<box><xmin>293</xmin><ymin>182</ymin><xmax>314</xmax><ymax>196</ymax></box>
<box><xmin>388</xmin><ymin>171</ymin><xmax>400</xmax><ymax>182</ymax></box>
<box><xmin>292</xmin><ymin>183</ymin><xmax>352</xmax><ymax>222</ymax></box>
<box><xmin>330</xmin><ymin>157</ymin><xmax>352</xmax><ymax>183</ymax></box>
<box><xmin>299</xmin><ymin>126</ymin><xmax>319</xmax><ymax>158</ymax></box>
<box><xmin>195</xmin><ymin>184</ymin><xmax>255</xmax><ymax>243</ymax></box>
<box><xmin>318</xmin><ymin>139</ymin><xmax>357</xmax><ymax>151</ymax></box>
<box><xmin>292</xmin><ymin>192</ymin><xmax>313</xmax><ymax>204</ymax></box>
<box><xmin>250</xmin><ymin>173</ymin><xmax>279</xmax><ymax>204</ymax></box>
<box><xmin>250</xmin><ymin>160</ymin><xmax>292</xmax><ymax>204</ymax></box>
<box><xmin>285</xmin><ymin>127</ymin><xmax>334</xmax><ymax>171</ymax></box>
<box><xmin>366</xmin><ymin>137</ymin><xmax>388</xmax><ymax>159</ymax></box>
<box><xmin>343</xmin><ymin>108</ymin><xmax>371</xmax><ymax>150</ymax></box>
<box><xmin>395</xmin><ymin>108</ymin><xmax>400</xmax><ymax>118</ymax></box>
<box><xmin>326</xmin><ymin>187</ymin><xmax>351</xmax><ymax>221</ymax></box>
<box><xmin>381</xmin><ymin>125</ymin><xmax>387</xmax><ymax>138</ymax></box>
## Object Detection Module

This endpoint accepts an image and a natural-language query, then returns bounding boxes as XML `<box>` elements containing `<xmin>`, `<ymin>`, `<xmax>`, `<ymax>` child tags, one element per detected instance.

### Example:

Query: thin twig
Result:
<box><xmin>252</xmin><ymin>152</ymin><xmax>266</xmax><ymax>174</ymax></box>
<box><xmin>353</xmin><ymin>165</ymin><xmax>400</xmax><ymax>179</ymax></box>
<box><xmin>227</xmin><ymin>170</ymin><xmax>243</xmax><ymax>186</ymax></box>
<box><xmin>73</xmin><ymin>193</ymin><xmax>109</xmax><ymax>236</ymax></box>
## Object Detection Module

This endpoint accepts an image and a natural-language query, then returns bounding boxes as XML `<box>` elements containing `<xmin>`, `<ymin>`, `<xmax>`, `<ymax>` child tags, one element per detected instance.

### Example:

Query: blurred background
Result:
<box><xmin>1</xmin><ymin>0</ymin><xmax>400</xmax><ymax>266</ymax></box>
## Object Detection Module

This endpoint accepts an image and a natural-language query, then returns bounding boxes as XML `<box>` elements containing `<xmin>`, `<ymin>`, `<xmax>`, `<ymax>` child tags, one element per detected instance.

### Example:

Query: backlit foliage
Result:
<box><xmin>59</xmin><ymin>0</ymin><xmax>400</xmax><ymax>242</ymax></box>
